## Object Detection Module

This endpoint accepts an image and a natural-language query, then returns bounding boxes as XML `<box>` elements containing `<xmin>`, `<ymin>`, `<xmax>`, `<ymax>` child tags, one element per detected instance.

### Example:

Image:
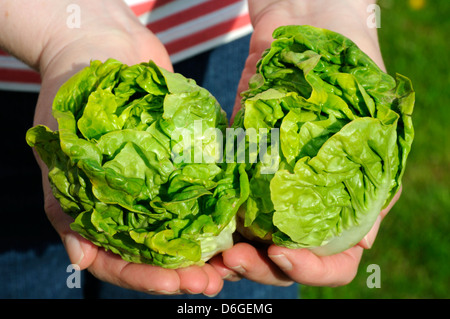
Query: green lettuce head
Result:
<box><xmin>234</xmin><ymin>25</ymin><xmax>415</xmax><ymax>256</ymax></box>
<box><xmin>26</xmin><ymin>59</ymin><xmax>249</xmax><ymax>268</ymax></box>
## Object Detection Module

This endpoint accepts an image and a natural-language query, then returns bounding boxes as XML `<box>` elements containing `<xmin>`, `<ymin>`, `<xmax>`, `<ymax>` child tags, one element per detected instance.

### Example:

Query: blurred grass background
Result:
<box><xmin>301</xmin><ymin>0</ymin><xmax>450</xmax><ymax>299</ymax></box>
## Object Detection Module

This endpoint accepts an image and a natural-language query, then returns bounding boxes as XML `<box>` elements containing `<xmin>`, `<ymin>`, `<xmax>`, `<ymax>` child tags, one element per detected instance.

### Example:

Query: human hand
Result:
<box><xmin>210</xmin><ymin>188</ymin><xmax>401</xmax><ymax>287</ymax></box>
<box><xmin>29</xmin><ymin>0</ymin><xmax>223</xmax><ymax>296</ymax></box>
<box><xmin>215</xmin><ymin>0</ymin><xmax>398</xmax><ymax>287</ymax></box>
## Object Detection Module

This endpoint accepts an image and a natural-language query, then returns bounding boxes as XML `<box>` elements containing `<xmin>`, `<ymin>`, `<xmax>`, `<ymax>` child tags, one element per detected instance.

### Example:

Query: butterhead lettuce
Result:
<box><xmin>26</xmin><ymin>25</ymin><xmax>415</xmax><ymax>267</ymax></box>
<box><xmin>26</xmin><ymin>59</ymin><xmax>249</xmax><ymax>268</ymax></box>
<box><xmin>234</xmin><ymin>25</ymin><xmax>414</xmax><ymax>256</ymax></box>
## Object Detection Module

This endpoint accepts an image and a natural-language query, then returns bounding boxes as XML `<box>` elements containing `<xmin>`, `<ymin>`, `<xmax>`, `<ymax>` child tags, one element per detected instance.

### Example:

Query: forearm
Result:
<box><xmin>0</xmin><ymin>0</ymin><xmax>56</xmax><ymax>69</ymax></box>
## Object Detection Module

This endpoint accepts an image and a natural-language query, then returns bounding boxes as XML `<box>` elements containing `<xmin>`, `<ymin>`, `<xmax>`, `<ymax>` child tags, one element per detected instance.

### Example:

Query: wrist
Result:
<box><xmin>39</xmin><ymin>1</ymin><xmax>172</xmax><ymax>79</ymax></box>
<box><xmin>0</xmin><ymin>0</ymin><xmax>172</xmax><ymax>77</ymax></box>
<box><xmin>39</xmin><ymin>30</ymin><xmax>170</xmax><ymax>81</ymax></box>
<box><xmin>249</xmin><ymin>0</ymin><xmax>376</xmax><ymax>25</ymax></box>
<box><xmin>35</xmin><ymin>29</ymin><xmax>171</xmax><ymax>129</ymax></box>
<box><xmin>33</xmin><ymin>2</ymin><xmax>172</xmax><ymax>131</ymax></box>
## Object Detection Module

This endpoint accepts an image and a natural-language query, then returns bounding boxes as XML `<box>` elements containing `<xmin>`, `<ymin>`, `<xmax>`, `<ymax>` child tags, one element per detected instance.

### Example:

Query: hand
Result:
<box><xmin>29</xmin><ymin>0</ymin><xmax>223</xmax><ymax>296</ymax></box>
<box><xmin>210</xmin><ymin>189</ymin><xmax>401</xmax><ymax>287</ymax></box>
<box><xmin>40</xmin><ymin>170</ymin><xmax>222</xmax><ymax>296</ymax></box>
<box><xmin>215</xmin><ymin>0</ymin><xmax>397</xmax><ymax>287</ymax></box>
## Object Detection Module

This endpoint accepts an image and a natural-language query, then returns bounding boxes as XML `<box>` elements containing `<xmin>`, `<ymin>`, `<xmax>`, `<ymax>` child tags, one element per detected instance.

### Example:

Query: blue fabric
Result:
<box><xmin>0</xmin><ymin>241</ymin><xmax>84</xmax><ymax>299</ymax></box>
<box><xmin>95</xmin><ymin>278</ymin><xmax>298</xmax><ymax>299</ymax></box>
<box><xmin>0</xmin><ymin>35</ymin><xmax>299</xmax><ymax>299</ymax></box>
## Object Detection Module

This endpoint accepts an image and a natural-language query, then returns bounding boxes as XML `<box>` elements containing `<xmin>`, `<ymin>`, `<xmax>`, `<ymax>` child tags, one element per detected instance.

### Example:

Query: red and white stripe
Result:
<box><xmin>0</xmin><ymin>50</ymin><xmax>42</xmax><ymax>92</ymax></box>
<box><xmin>0</xmin><ymin>0</ymin><xmax>252</xmax><ymax>92</ymax></box>
<box><xmin>130</xmin><ymin>0</ymin><xmax>252</xmax><ymax>63</ymax></box>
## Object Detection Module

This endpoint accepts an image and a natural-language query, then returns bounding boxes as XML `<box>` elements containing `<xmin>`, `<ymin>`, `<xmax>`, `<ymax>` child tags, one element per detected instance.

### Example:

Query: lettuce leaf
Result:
<box><xmin>234</xmin><ymin>25</ymin><xmax>414</xmax><ymax>255</ymax></box>
<box><xmin>26</xmin><ymin>59</ymin><xmax>248</xmax><ymax>268</ymax></box>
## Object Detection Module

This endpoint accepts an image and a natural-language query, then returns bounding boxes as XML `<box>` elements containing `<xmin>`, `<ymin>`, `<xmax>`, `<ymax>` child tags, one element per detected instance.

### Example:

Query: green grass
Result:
<box><xmin>301</xmin><ymin>0</ymin><xmax>450</xmax><ymax>299</ymax></box>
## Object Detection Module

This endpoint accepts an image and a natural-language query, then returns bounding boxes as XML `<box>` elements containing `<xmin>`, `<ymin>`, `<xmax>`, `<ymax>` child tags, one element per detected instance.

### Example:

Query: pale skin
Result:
<box><xmin>0</xmin><ymin>0</ymin><xmax>400</xmax><ymax>296</ymax></box>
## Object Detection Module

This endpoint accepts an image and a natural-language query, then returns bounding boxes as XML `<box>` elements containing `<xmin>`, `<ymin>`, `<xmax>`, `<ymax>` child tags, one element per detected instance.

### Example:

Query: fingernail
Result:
<box><xmin>63</xmin><ymin>234</ymin><xmax>84</xmax><ymax>266</ymax></box>
<box><xmin>363</xmin><ymin>216</ymin><xmax>382</xmax><ymax>249</ymax></box>
<box><xmin>230</xmin><ymin>265</ymin><xmax>246</xmax><ymax>274</ymax></box>
<box><xmin>270</xmin><ymin>254</ymin><xmax>292</xmax><ymax>271</ymax></box>
<box><xmin>147</xmin><ymin>289</ymin><xmax>180</xmax><ymax>295</ymax></box>
<box><xmin>223</xmin><ymin>273</ymin><xmax>241</xmax><ymax>282</ymax></box>
<box><xmin>363</xmin><ymin>235</ymin><xmax>373</xmax><ymax>249</ymax></box>
<box><xmin>184</xmin><ymin>289</ymin><xmax>197</xmax><ymax>295</ymax></box>
<box><xmin>203</xmin><ymin>292</ymin><xmax>219</xmax><ymax>298</ymax></box>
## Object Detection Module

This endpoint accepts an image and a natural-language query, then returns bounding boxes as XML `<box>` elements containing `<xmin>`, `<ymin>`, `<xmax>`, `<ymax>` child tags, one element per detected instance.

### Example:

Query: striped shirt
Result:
<box><xmin>0</xmin><ymin>0</ymin><xmax>252</xmax><ymax>92</ymax></box>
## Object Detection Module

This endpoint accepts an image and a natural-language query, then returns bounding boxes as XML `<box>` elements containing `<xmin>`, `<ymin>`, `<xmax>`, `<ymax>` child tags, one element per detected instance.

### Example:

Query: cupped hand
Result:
<box><xmin>215</xmin><ymin>0</ymin><xmax>398</xmax><ymax>288</ymax></box>
<box><xmin>41</xmin><ymin>174</ymin><xmax>222</xmax><ymax>295</ymax></box>
<box><xmin>210</xmin><ymin>188</ymin><xmax>401</xmax><ymax>287</ymax></box>
<box><xmin>33</xmin><ymin>9</ymin><xmax>223</xmax><ymax>296</ymax></box>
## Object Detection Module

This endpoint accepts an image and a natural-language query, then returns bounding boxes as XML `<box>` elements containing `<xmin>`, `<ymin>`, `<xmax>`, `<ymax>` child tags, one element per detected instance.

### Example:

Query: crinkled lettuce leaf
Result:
<box><xmin>26</xmin><ymin>59</ymin><xmax>248</xmax><ymax>268</ymax></box>
<box><xmin>234</xmin><ymin>25</ymin><xmax>414</xmax><ymax>255</ymax></box>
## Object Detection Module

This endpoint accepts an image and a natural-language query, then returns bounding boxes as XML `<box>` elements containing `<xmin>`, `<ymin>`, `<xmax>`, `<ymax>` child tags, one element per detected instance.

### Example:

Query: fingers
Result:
<box><xmin>357</xmin><ymin>215</ymin><xmax>382</xmax><ymax>249</ymax></box>
<box><xmin>208</xmin><ymin>254</ymin><xmax>242</xmax><ymax>282</ymax></box>
<box><xmin>85</xmin><ymin>250</ymin><xmax>224</xmax><ymax>296</ymax></box>
<box><xmin>42</xmin><ymin>144</ymin><xmax>399</xmax><ymax>294</ymax></box>
<box><xmin>87</xmin><ymin>249</ymin><xmax>180</xmax><ymax>294</ymax></box>
<box><xmin>358</xmin><ymin>186</ymin><xmax>403</xmax><ymax>249</ymax></box>
<box><xmin>266</xmin><ymin>189</ymin><xmax>401</xmax><ymax>285</ymax></box>
<box><xmin>177</xmin><ymin>264</ymin><xmax>224</xmax><ymax>297</ymax></box>
<box><xmin>381</xmin><ymin>186</ymin><xmax>403</xmax><ymax>219</ymax></box>
<box><xmin>45</xmin><ymin>167</ymin><xmax>397</xmax><ymax>293</ymax></box>
<box><xmin>45</xmin><ymin>197</ymin><xmax>95</xmax><ymax>269</ymax></box>
<box><xmin>218</xmin><ymin>242</ymin><xmax>363</xmax><ymax>287</ymax></box>
<box><xmin>40</xmin><ymin>170</ymin><xmax>98</xmax><ymax>271</ymax></box>
<box><xmin>43</xmin><ymin>172</ymin><xmax>224</xmax><ymax>296</ymax></box>
<box><xmin>220</xmin><ymin>242</ymin><xmax>294</xmax><ymax>287</ymax></box>
<box><xmin>268</xmin><ymin>245</ymin><xmax>364</xmax><ymax>287</ymax></box>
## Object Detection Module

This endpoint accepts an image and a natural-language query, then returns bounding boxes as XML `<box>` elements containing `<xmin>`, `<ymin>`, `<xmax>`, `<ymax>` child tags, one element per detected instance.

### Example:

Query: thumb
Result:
<box><xmin>41</xmin><ymin>167</ymin><xmax>98</xmax><ymax>270</ymax></box>
<box><xmin>358</xmin><ymin>186</ymin><xmax>403</xmax><ymax>249</ymax></box>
